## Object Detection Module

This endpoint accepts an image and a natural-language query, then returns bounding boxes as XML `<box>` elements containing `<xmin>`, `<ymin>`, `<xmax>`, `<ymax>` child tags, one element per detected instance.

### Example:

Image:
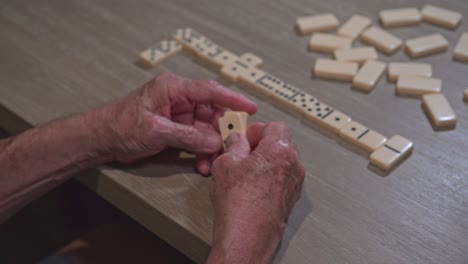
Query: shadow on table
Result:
<box><xmin>274</xmin><ymin>189</ymin><xmax>313</xmax><ymax>263</ymax></box>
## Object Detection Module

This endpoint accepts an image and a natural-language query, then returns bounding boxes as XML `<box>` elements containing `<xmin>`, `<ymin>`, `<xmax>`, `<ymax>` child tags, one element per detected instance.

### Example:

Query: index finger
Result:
<box><xmin>175</xmin><ymin>78</ymin><xmax>258</xmax><ymax>114</ymax></box>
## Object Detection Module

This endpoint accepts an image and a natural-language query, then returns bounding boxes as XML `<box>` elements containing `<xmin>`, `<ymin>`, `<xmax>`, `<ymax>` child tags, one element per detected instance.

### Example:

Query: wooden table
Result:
<box><xmin>1</xmin><ymin>0</ymin><xmax>467</xmax><ymax>263</ymax></box>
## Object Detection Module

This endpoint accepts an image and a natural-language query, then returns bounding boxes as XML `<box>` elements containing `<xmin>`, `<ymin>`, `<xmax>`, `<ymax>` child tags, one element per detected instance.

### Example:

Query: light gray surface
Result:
<box><xmin>0</xmin><ymin>0</ymin><xmax>467</xmax><ymax>263</ymax></box>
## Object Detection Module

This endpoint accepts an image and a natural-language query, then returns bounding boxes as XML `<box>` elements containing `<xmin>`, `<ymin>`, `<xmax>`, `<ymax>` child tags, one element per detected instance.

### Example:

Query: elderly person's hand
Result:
<box><xmin>91</xmin><ymin>72</ymin><xmax>257</xmax><ymax>173</ymax></box>
<box><xmin>207</xmin><ymin>122</ymin><xmax>305</xmax><ymax>264</ymax></box>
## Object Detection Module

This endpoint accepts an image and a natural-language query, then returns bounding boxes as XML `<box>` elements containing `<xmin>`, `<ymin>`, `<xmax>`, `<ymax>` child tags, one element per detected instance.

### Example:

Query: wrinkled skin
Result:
<box><xmin>207</xmin><ymin>123</ymin><xmax>306</xmax><ymax>264</ymax></box>
<box><xmin>94</xmin><ymin>72</ymin><xmax>257</xmax><ymax>174</ymax></box>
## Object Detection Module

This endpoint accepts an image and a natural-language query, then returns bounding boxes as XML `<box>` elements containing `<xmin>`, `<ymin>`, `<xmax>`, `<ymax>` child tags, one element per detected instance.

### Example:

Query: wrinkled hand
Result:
<box><xmin>92</xmin><ymin>72</ymin><xmax>257</xmax><ymax>173</ymax></box>
<box><xmin>208</xmin><ymin>122</ymin><xmax>305</xmax><ymax>263</ymax></box>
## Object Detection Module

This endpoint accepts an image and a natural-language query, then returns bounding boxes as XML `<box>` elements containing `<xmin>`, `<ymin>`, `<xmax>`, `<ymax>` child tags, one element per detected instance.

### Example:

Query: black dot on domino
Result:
<box><xmin>351</xmin><ymin>127</ymin><xmax>356</xmax><ymax>131</ymax></box>
<box><xmin>335</xmin><ymin>117</ymin><xmax>341</xmax><ymax>121</ymax></box>
<box><xmin>228</xmin><ymin>124</ymin><xmax>234</xmax><ymax>130</ymax></box>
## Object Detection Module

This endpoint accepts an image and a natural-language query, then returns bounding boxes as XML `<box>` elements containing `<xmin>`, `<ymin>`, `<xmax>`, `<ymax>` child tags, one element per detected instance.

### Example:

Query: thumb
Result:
<box><xmin>224</xmin><ymin>133</ymin><xmax>251</xmax><ymax>159</ymax></box>
<box><xmin>161</xmin><ymin>119</ymin><xmax>222</xmax><ymax>154</ymax></box>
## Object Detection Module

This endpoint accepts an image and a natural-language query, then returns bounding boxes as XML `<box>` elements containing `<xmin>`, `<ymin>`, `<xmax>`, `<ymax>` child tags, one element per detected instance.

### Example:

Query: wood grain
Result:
<box><xmin>1</xmin><ymin>0</ymin><xmax>467</xmax><ymax>263</ymax></box>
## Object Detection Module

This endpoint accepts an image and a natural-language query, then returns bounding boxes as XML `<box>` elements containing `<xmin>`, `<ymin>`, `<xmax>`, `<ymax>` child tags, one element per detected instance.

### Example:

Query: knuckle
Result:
<box><xmin>268</xmin><ymin>141</ymin><xmax>291</xmax><ymax>157</ymax></box>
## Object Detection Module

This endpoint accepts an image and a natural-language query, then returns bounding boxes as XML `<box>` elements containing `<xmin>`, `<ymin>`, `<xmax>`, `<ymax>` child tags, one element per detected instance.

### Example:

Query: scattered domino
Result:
<box><xmin>369</xmin><ymin>135</ymin><xmax>414</xmax><ymax>171</ymax></box>
<box><xmin>361</xmin><ymin>26</ymin><xmax>403</xmax><ymax>54</ymax></box>
<box><xmin>309</xmin><ymin>33</ymin><xmax>353</xmax><ymax>53</ymax></box>
<box><xmin>334</xmin><ymin>47</ymin><xmax>378</xmax><ymax>64</ymax></box>
<box><xmin>337</xmin><ymin>15</ymin><xmax>372</xmax><ymax>40</ymax></box>
<box><xmin>314</xmin><ymin>59</ymin><xmax>359</xmax><ymax>81</ymax></box>
<box><xmin>454</xmin><ymin>32</ymin><xmax>468</xmax><ymax>63</ymax></box>
<box><xmin>387</xmin><ymin>62</ymin><xmax>432</xmax><ymax>82</ymax></box>
<box><xmin>296</xmin><ymin>13</ymin><xmax>339</xmax><ymax>35</ymax></box>
<box><xmin>396</xmin><ymin>76</ymin><xmax>442</xmax><ymax>97</ymax></box>
<box><xmin>405</xmin><ymin>33</ymin><xmax>449</xmax><ymax>58</ymax></box>
<box><xmin>239</xmin><ymin>53</ymin><xmax>263</xmax><ymax>68</ymax></box>
<box><xmin>352</xmin><ymin>60</ymin><xmax>386</xmax><ymax>93</ymax></box>
<box><xmin>218</xmin><ymin>111</ymin><xmax>248</xmax><ymax>148</ymax></box>
<box><xmin>379</xmin><ymin>8</ymin><xmax>421</xmax><ymax>27</ymax></box>
<box><xmin>421</xmin><ymin>5</ymin><xmax>462</xmax><ymax>29</ymax></box>
<box><xmin>139</xmin><ymin>40</ymin><xmax>182</xmax><ymax>68</ymax></box>
<box><xmin>422</xmin><ymin>94</ymin><xmax>457</xmax><ymax>128</ymax></box>
<box><xmin>339</xmin><ymin>121</ymin><xmax>387</xmax><ymax>152</ymax></box>
<box><xmin>464</xmin><ymin>89</ymin><xmax>468</xmax><ymax>102</ymax></box>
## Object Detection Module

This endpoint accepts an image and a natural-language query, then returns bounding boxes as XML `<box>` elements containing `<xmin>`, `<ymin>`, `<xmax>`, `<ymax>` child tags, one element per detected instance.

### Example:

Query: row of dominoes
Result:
<box><xmin>142</xmin><ymin>27</ymin><xmax>411</xmax><ymax>171</ymax></box>
<box><xmin>297</xmin><ymin>6</ymin><xmax>467</xmax><ymax>61</ymax></box>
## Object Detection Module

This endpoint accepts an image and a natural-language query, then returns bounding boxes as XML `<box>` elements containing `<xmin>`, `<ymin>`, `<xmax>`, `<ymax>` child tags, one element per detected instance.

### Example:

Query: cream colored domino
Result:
<box><xmin>320</xmin><ymin>110</ymin><xmax>352</xmax><ymax>133</ymax></box>
<box><xmin>296</xmin><ymin>13</ymin><xmax>339</xmax><ymax>35</ymax></box>
<box><xmin>218</xmin><ymin>111</ymin><xmax>248</xmax><ymax>146</ymax></box>
<box><xmin>172</xmin><ymin>28</ymin><xmax>205</xmax><ymax>52</ymax></box>
<box><xmin>211</xmin><ymin>50</ymin><xmax>239</xmax><ymax>69</ymax></box>
<box><xmin>405</xmin><ymin>34</ymin><xmax>449</xmax><ymax>58</ymax></box>
<box><xmin>396</xmin><ymin>76</ymin><xmax>441</xmax><ymax>96</ymax></box>
<box><xmin>337</xmin><ymin>15</ymin><xmax>372</xmax><ymax>40</ymax></box>
<box><xmin>339</xmin><ymin>121</ymin><xmax>387</xmax><ymax>152</ymax></box>
<box><xmin>238</xmin><ymin>69</ymin><xmax>278</xmax><ymax>98</ymax></box>
<box><xmin>361</xmin><ymin>26</ymin><xmax>402</xmax><ymax>54</ymax></box>
<box><xmin>301</xmin><ymin>101</ymin><xmax>351</xmax><ymax>132</ymax></box>
<box><xmin>193</xmin><ymin>39</ymin><xmax>225</xmax><ymax>64</ymax></box>
<box><xmin>301</xmin><ymin>99</ymin><xmax>334</xmax><ymax>123</ymax></box>
<box><xmin>220</xmin><ymin>60</ymin><xmax>251</xmax><ymax>82</ymax></box>
<box><xmin>379</xmin><ymin>8</ymin><xmax>421</xmax><ymax>27</ymax></box>
<box><xmin>139</xmin><ymin>40</ymin><xmax>182</xmax><ymax>68</ymax></box>
<box><xmin>309</xmin><ymin>33</ymin><xmax>353</xmax><ymax>53</ymax></box>
<box><xmin>454</xmin><ymin>32</ymin><xmax>468</xmax><ymax>63</ymax></box>
<box><xmin>422</xmin><ymin>94</ymin><xmax>457</xmax><ymax>128</ymax></box>
<box><xmin>369</xmin><ymin>135</ymin><xmax>414</xmax><ymax>171</ymax></box>
<box><xmin>387</xmin><ymin>62</ymin><xmax>432</xmax><ymax>82</ymax></box>
<box><xmin>352</xmin><ymin>60</ymin><xmax>386</xmax><ymax>92</ymax></box>
<box><xmin>286</xmin><ymin>92</ymin><xmax>318</xmax><ymax>117</ymax></box>
<box><xmin>334</xmin><ymin>47</ymin><xmax>378</xmax><ymax>64</ymax></box>
<box><xmin>314</xmin><ymin>59</ymin><xmax>359</xmax><ymax>81</ymax></box>
<box><xmin>239</xmin><ymin>53</ymin><xmax>263</xmax><ymax>68</ymax></box>
<box><xmin>464</xmin><ymin>89</ymin><xmax>468</xmax><ymax>102</ymax></box>
<box><xmin>270</xmin><ymin>83</ymin><xmax>303</xmax><ymax>106</ymax></box>
<box><xmin>191</xmin><ymin>38</ymin><xmax>240</xmax><ymax>69</ymax></box>
<box><xmin>421</xmin><ymin>5</ymin><xmax>462</xmax><ymax>29</ymax></box>
<box><xmin>179</xmin><ymin>151</ymin><xmax>197</xmax><ymax>159</ymax></box>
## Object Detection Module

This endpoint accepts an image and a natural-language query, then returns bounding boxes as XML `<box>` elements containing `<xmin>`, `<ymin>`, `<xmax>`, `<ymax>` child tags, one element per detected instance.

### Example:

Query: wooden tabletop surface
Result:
<box><xmin>1</xmin><ymin>0</ymin><xmax>467</xmax><ymax>263</ymax></box>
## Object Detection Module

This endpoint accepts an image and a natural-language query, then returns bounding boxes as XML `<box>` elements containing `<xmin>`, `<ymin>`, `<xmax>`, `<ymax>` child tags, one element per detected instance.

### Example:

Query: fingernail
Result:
<box><xmin>226</xmin><ymin>133</ymin><xmax>240</xmax><ymax>146</ymax></box>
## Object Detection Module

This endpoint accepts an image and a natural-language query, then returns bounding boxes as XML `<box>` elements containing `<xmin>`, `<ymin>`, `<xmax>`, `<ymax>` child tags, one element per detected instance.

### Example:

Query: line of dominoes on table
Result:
<box><xmin>138</xmin><ymin>27</ymin><xmax>414</xmax><ymax>172</ymax></box>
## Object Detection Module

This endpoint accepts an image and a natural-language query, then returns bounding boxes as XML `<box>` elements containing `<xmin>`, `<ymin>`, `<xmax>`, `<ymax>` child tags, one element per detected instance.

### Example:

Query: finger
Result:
<box><xmin>196</xmin><ymin>154</ymin><xmax>211</xmax><ymax>175</ymax></box>
<box><xmin>173</xmin><ymin>79</ymin><xmax>257</xmax><ymax>114</ymax></box>
<box><xmin>223</xmin><ymin>133</ymin><xmax>251</xmax><ymax>159</ymax></box>
<box><xmin>246</xmin><ymin>122</ymin><xmax>266</xmax><ymax>149</ymax></box>
<box><xmin>196</xmin><ymin>151</ymin><xmax>221</xmax><ymax>176</ymax></box>
<box><xmin>171</xmin><ymin>111</ymin><xmax>195</xmax><ymax>125</ymax></box>
<box><xmin>158</xmin><ymin>117</ymin><xmax>222</xmax><ymax>154</ymax></box>
<box><xmin>253</xmin><ymin>122</ymin><xmax>292</xmax><ymax>153</ymax></box>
